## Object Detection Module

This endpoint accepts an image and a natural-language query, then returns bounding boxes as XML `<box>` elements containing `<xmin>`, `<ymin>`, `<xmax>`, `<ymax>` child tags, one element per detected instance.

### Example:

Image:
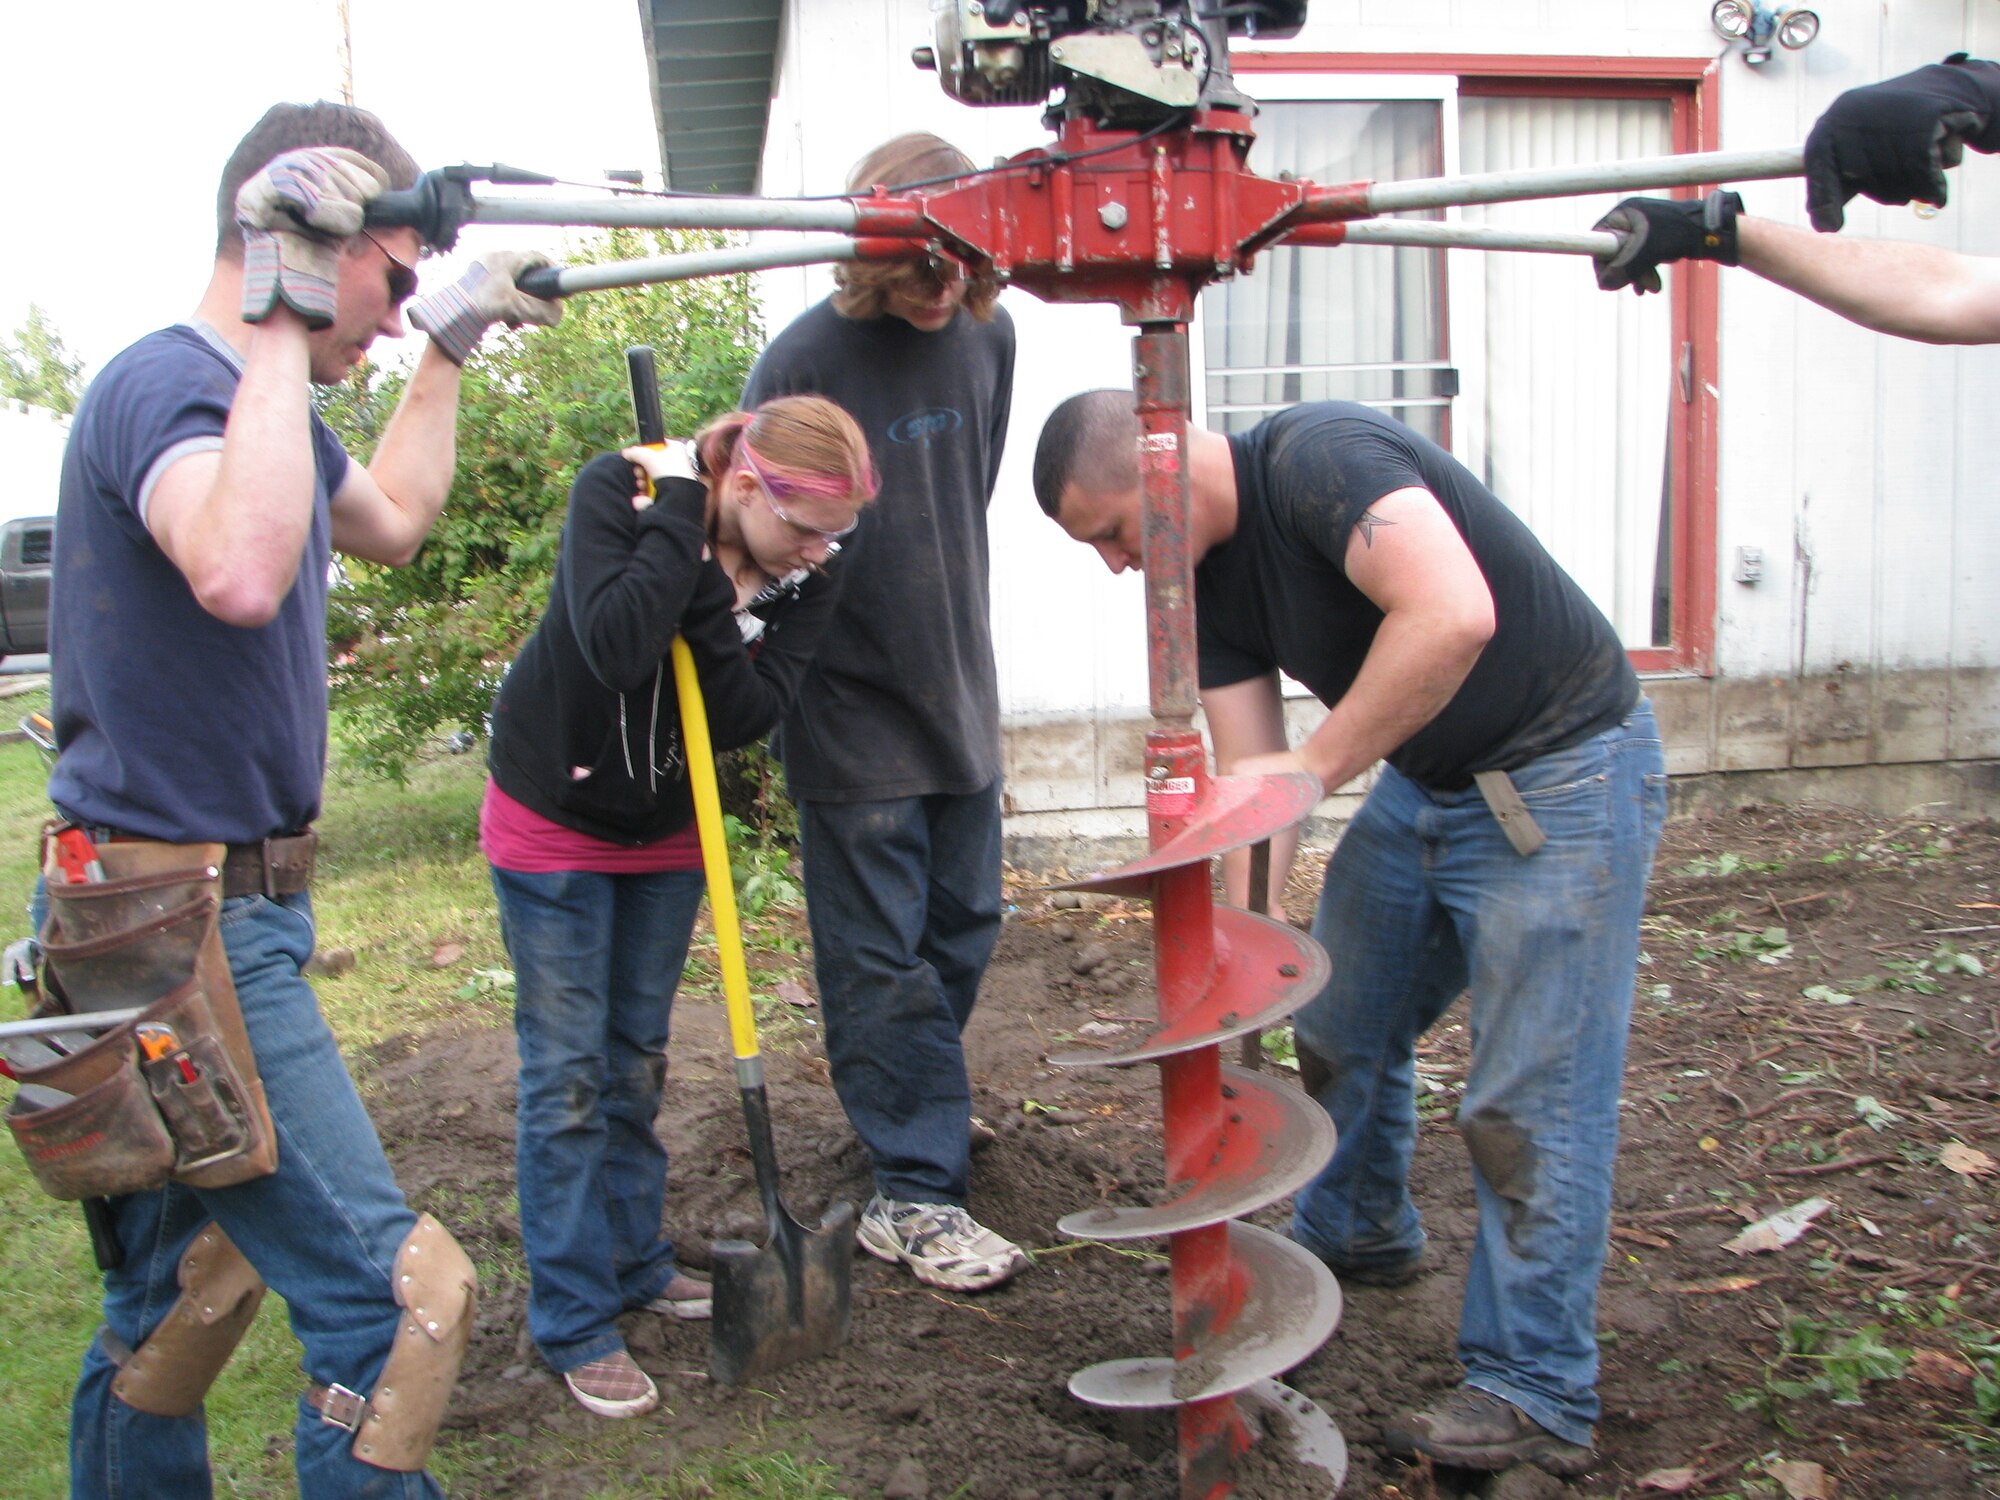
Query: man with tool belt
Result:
<box><xmin>1034</xmin><ymin>393</ymin><xmax>1668</xmax><ymax>1477</ymax></box>
<box><xmin>40</xmin><ymin>101</ymin><xmax>558</xmax><ymax>1497</ymax></box>
<box><xmin>1594</xmin><ymin>54</ymin><xmax>2000</xmax><ymax>342</ymax></box>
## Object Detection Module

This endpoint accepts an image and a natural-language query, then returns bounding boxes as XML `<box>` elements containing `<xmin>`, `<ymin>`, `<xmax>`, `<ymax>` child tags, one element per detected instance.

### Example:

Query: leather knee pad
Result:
<box><xmin>318</xmin><ymin>1213</ymin><xmax>478</xmax><ymax>1472</ymax></box>
<box><xmin>109</xmin><ymin>1222</ymin><xmax>266</xmax><ymax>1417</ymax></box>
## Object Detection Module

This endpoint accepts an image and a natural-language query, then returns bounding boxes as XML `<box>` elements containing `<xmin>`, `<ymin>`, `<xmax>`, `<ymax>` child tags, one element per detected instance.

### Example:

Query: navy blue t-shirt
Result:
<box><xmin>48</xmin><ymin>324</ymin><xmax>347</xmax><ymax>843</ymax></box>
<box><xmin>1198</xmin><ymin>403</ymin><xmax>1637</xmax><ymax>790</ymax></box>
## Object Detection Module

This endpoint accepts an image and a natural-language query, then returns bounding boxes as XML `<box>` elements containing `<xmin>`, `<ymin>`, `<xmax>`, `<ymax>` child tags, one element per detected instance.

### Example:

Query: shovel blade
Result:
<box><xmin>708</xmin><ymin>1199</ymin><xmax>856</xmax><ymax>1386</ymax></box>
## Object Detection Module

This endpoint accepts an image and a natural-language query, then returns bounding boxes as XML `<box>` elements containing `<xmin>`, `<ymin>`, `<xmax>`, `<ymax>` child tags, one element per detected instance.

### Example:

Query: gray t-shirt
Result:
<box><xmin>742</xmin><ymin>297</ymin><xmax>1015</xmax><ymax>801</ymax></box>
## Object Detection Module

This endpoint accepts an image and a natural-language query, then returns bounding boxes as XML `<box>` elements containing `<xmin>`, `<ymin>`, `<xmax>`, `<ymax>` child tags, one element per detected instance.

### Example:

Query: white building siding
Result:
<box><xmin>751</xmin><ymin>0</ymin><xmax>2000</xmax><ymax>839</ymax></box>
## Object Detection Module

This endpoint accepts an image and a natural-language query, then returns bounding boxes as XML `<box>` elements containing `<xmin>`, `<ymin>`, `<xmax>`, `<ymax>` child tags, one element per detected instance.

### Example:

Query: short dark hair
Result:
<box><xmin>832</xmin><ymin>132</ymin><xmax>1004</xmax><ymax>324</ymax></box>
<box><xmin>214</xmin><ymin>101</ymin><xmax>421</xmax><ymax>261</ymax></box>
<box><xmin>1033</xmin><ymin>390</ymin><xmax>1141</xmax><ymax>516</ymax></box>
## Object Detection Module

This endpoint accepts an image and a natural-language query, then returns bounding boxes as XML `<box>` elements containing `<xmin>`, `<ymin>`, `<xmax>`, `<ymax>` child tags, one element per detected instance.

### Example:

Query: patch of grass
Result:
<box><xmin>1673</xmin><ymin>851</ymin><xmax>1789</xmax><ymax>878</ymax></box>
<box><xmin>1729</xmin><ymin>1313</ymin><xmax>1910</xmax><ymax>1432</ymax></box>
<box><xmin>1693</xmin><ymin>925</ymin><xmax>1793</xmax><ymax>966</ymax></box>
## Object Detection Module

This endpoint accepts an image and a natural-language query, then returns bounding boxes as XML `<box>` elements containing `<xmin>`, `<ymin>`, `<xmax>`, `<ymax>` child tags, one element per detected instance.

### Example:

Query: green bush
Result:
<box><xmin>316</xmin><ymin>227</ymin><xmax>762</xmax><ymax>782</ymax></box>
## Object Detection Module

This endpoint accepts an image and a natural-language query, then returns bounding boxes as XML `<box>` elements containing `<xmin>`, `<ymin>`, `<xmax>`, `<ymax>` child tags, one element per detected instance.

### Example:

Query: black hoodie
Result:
<box><xmin>488</xmin><ymin>453</ymin><xmax>840</xmax><ymax>845</ymax></box>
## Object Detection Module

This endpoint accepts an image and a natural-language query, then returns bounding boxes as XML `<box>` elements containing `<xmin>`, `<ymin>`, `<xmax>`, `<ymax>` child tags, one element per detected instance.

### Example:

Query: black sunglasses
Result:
<box><xmin>360</xmin><ymin>229</ymin><xmax>420</xmax><ymax>305</ymax></box>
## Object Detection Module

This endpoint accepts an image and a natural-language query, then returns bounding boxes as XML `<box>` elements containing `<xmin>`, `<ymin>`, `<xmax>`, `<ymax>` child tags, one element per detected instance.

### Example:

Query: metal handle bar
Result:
<box><xmin>1358</xmin><ymin>145</ymin><xmax>1803</xmax><ymax>216</ymax></box>
<box><xmin>1324</xmin><ymin>222</ymin><xmax>1619</xmax><ymax>257</ymax></box>
<box><xmin>406</xmin><ymin>145</ymin><xmax>1806</xmax><ymax>243</ymax></box>
<box><xmin>516</xmin><ymin>235</ymin><xmax>922</xmax><ymax>298</ymax></box>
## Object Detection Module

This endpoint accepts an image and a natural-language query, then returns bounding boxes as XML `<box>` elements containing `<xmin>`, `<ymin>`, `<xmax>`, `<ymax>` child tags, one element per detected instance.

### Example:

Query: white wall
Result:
<box><xmin>757</xmin><ymin>0</ymin><xmax>2000</xmax><ymax>828</ymax></box>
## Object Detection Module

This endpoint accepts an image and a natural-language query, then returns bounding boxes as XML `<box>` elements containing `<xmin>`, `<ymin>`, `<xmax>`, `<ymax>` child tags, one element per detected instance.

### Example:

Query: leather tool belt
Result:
<box><xmin>3</xmin><ymin>832</ymin><xmax>280</xmax><ymax>1200</ymax></box>
<box><xmin>218</xmin><ymin>831</ymin><xmax>317</xmax><ymax>899</ymax></box>
<box><xmin>85</xmin><ymin>828</ymin><xmax>317</xmax><ymax>899</ymax></box>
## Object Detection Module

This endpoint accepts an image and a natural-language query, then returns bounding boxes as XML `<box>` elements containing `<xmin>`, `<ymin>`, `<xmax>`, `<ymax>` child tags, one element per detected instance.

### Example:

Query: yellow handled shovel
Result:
<box><xmin>669</xmin><ymin>598</ymin><xmax>854</xmax><ymax>1387</ymax></box>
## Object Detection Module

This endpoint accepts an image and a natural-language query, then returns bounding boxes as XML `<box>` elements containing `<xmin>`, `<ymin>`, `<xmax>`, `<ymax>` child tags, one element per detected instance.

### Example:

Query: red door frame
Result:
<box><xmin>1236</xmin><ymin>52</ymin><xmax>1721</xmax><ymax>674</ymax></box>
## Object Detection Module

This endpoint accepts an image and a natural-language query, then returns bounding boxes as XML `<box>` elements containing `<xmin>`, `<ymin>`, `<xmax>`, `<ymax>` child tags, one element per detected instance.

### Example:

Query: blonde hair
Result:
<box><xmin>696</xmin><ymin>396</ymin><xmax>879</xmax><ymax>508</ymax></box>
<box><xmin>831</xmin><ymin>133</ymin><xmax>1003</xmax><ymax>324</ymax></box>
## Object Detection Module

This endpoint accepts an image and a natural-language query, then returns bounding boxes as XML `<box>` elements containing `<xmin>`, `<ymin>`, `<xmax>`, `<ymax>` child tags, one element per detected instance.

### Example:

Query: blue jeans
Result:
<box><xmin>32</xmin><ymin>886</ymin><xmax>440</xmax><ymax>1500</ymax></box>
<box><xmin>489</xmin><ymin>864</ymin><xmax>706</xmax><ymax>1372</ymax></box>
<box><xmin>1289</xmin><ymin>702</ymin><xmax>1667</xmax><ymax>1446</ymax></box>
<box><xmin>800</xmin><ymin>780</ymin><xmax>1003</xmax><ymax>1205</ymax></box>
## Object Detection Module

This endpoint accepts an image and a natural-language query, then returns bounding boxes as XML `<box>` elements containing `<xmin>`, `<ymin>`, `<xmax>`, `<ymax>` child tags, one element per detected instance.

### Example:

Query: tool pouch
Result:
<box><xmin>5</xmin><ymin>839</ymin><xmax>278</xmax><ymax>1198</ymax></box>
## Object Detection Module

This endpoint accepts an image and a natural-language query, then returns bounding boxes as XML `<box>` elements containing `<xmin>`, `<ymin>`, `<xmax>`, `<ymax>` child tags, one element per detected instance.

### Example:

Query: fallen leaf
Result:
<box><xmin>1842</xmin><ymin>1248</ymin><xmax>1905</xmax><ymax>1271</ymax></box>
<box><xmin>1767</xmin><ymin>1458</ymin><xmax>1832</xmax><ymax>1499</ymax></box>
<box><xmin>774</xmin><ymin>978</ymin><xmax>816</xmax><ymax>1008</ymax></box>
<box><xmin>1638</xmin><ymin>1469</ymin><xmax>1698</xmax><ymax>1493</ymax></box>
<box><xmin>1725</xmin><ymin>1196</ymin><xmax>1832</xmax><ymax>1256</ymax></box>
<box><xmin>1612</xmin><ymin>1225</ymin><xmax>1674</xmax><ymax>1249</ymax></box>
<box><xmin>1940</xmin><ymin>1142</ymin><xmax>1996</xmax><ymax>1177</ymax></box>
<box><xmin>429</xmin><ymin>941</ymin><xmax>465</xmax><ymax>968</ymax></box>
<box><xmin>1698</xmin><ymin>1135</ymin><xmax>1721</xmax><ymax>1152</ymax></box>
<box><xmin>1670</xmin><ymin>1275</ymin><xmax>1763</xmax><ymax>1294</ymax></box>
<box><xmin>1909</xmin><ymin>1348</ymin><xmax>1975</xmax><ymax>1393</ymax></box>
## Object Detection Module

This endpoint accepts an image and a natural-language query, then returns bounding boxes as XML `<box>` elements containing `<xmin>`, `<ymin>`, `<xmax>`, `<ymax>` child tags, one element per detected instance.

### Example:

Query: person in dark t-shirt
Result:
<box><xmin>741</xmin><ymin>133</ymin><xmax>1026</xmax><ymax>1293</ymax></box>
<box><xmin>1034</xmin><ymin>392</ymin><xmax>1668</xmax><ymax>1478</ymax></box>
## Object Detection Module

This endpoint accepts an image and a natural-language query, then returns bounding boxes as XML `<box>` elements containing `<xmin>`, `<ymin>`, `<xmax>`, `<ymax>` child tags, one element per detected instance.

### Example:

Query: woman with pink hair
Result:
<box><xmin>481</xmin><ymin>397</ymin><xmax>876</xmax><ymax>1418</ymax></box>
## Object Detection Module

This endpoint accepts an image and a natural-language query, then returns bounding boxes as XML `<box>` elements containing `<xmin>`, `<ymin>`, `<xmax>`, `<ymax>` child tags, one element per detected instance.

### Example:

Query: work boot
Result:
<box><xmin>1381</xmin><ymin>1386</ymin><xmax>1593</xmax><ymax>1476</ymax></box>
<box><xmin>1283</xmin><ymin>1225</ymin><xmax>1426</xmax><ymax>1287</ymax></box>
<box><xmin>1329</xmin><ymin>1252</ymin><xmax>1426</xmax><ymax>1288</ymax></box>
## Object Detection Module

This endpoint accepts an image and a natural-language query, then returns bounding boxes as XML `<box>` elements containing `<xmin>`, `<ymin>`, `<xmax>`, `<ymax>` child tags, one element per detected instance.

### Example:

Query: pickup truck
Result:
<box><xmin>0</xmin><ymin>515</ymin><xmax>52</xmax><ymax>661</ymax></box>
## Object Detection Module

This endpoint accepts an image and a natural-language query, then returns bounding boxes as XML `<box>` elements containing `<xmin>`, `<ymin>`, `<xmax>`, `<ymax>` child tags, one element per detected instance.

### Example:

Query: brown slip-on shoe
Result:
<box><xmin>645</xmin><ymin>1270</ymin><xmax>713</xmax><ymax>1322</ymax></box>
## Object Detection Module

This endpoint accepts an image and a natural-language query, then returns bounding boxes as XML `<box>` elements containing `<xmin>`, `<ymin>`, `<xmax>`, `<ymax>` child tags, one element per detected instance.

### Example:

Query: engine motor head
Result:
<box><xmin>913</xmin><ymin>1</ymin><xmax>1306</xmax><ymax>121</ymax></box>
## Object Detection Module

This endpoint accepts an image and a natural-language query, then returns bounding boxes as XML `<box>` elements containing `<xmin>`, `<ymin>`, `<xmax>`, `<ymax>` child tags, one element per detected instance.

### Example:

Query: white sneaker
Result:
<box><xmin>856</xmin><ymin>1195</ymin><xmax>1029</xmax><ymax>1291</ymax></box>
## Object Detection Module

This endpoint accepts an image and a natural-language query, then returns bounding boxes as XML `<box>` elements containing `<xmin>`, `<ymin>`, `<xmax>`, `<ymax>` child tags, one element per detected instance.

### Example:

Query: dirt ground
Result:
<box><xmin>364</xmin><ymin>803</ymin><xmax>2000</xmax><ymax>1499</ymax></box>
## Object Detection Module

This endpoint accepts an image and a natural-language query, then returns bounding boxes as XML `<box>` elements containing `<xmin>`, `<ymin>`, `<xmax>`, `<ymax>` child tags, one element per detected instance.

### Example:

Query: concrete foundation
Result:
<box><xmin>999</xmin><ymin>670</ymin><xmax>2000</xmax><ymax>874</ymax></box>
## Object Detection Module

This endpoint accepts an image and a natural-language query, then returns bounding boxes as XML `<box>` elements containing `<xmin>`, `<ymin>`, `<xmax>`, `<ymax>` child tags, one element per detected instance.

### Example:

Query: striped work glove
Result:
<box><xmin>236</xmin><ymin>148</ymin><xmax>389</xmax><ymax>329</ymax></box>
<box><xmin>407</xmin><ymin>251</ymin><xmax>563</xmax><ymax>365</ymax></box>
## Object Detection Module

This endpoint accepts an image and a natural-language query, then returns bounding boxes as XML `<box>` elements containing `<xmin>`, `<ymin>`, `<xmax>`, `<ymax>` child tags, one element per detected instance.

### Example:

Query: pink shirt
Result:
<box><xmin>480</xmin><ymin>779</ymin><xmax>703</xmax><ymax>875</ymax></box>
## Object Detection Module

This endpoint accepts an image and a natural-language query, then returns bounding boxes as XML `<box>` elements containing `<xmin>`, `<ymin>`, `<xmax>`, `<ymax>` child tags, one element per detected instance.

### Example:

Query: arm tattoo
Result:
<box><xmin>1354</xmin><ymin>510</ymin><xmax>1396</xmax><ymax>548</ymax></box>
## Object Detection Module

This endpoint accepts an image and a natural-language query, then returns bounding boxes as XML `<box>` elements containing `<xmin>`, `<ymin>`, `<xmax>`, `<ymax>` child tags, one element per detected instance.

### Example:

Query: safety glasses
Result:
<box><xmin>740</xmin><ymin>446</ymin><xmax>860</xmax><ymax>544</ymax></box>
<box><xmin>360</xmin><ymin>229</ymin><xmax>420</xmax><ymax>306</ymax></box>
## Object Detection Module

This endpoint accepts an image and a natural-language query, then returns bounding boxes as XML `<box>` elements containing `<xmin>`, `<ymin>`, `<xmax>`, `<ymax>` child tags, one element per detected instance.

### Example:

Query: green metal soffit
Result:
<box><xmin>639</xmin><ymin>0</ymin><xmax>782</xmax><ymax>194</ymax></box>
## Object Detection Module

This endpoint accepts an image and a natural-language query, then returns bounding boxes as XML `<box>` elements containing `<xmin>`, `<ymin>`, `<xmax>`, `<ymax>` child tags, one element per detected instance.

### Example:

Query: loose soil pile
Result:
<box><xmin>368</xmin><ymin>803</ymin><xmax>2000</xmax><ymax>1498</ymax></box>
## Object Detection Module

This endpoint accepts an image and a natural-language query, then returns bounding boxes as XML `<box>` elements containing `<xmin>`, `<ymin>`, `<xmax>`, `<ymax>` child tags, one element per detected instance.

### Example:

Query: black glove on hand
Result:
<box><xmin>1592</xmin><ymin>190</ymin><xmax>1743</xmax><ymax>295</ymax></box>
<box><xmin>1804</xmin><ymin>55</ymin><xmax>2000</xmax><ymax>232</ymax></box>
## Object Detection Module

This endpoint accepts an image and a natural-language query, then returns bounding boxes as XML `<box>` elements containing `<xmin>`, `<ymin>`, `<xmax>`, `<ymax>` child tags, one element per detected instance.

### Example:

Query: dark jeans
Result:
<box><xmin>489</xmin><ymin>864</ymin><xmax>706</xmax><ymax>1372</ymax></box>
<box><xmin>800</xmin><ymin>780</ymin><xmax>1003</xmax><ymax>1205</ymax></box>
